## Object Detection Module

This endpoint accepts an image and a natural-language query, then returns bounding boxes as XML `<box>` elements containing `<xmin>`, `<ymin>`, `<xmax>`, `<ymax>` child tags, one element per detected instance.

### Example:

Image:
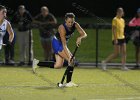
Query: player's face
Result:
<box><xmin>41</xmin><ymin>9</ymin><xmax>48</xmax><ymax>16</ymax></box>
<box><xmin>117</xmin><ymin>8</ymin><xmax>124</xmax><ymax>17</ymax></box>
<box><xmin>0</xmin><ymin>9</ymin><xmax>7</xmax><ymax>19</ymax></box>
<box><xmin>19</xmin><ymin>8</ymin><xmax>25</xmax><ymax>15</ymax></box>
<box><xmin>65</xmin><ymin>18</ymin><xmax>75</xmax><ymax>28</ymax></box>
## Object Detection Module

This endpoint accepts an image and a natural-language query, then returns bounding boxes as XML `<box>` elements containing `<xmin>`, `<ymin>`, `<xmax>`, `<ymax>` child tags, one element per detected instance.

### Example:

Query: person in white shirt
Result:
<box><xmin>0</xmin><ymin>5</ymin><xmax>14</xmax><ymax>50</ymax></box>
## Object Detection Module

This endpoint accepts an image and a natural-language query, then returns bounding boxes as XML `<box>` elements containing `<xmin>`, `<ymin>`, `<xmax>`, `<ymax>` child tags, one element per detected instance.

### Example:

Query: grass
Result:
<box><xmin>0</xmin><ymin>66</ymin><xmax>140</xmax><ymax>100</ymax></box>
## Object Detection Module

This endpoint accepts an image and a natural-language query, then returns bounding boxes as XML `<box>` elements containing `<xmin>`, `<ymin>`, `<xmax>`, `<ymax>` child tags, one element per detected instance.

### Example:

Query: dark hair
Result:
<box><xmin>18</xmin><ymin>5</ymin><xmax>25</xmax><ymax>10</ymax></box>
<box><xmin>65</xmin><ymin>13</ymin><xmax>75</xmax><ymax>19</ymax></box>
<box><xmin>0</xmin><ymin>5</ymin><xmax>6</xmax><ymax>11</ymax></box>
<box><xmin>41</xmin><ymin>6</ymin><xmax>49</xmax><ymax>11</ymax></box>
<box><xmin>117</xmin><ymin>7</ymin><xmax>123</xmax><ymax>12</ymax></box>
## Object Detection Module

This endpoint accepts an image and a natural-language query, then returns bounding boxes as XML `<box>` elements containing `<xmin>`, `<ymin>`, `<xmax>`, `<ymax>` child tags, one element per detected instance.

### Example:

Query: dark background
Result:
<box><xmin>1</xmin><ymin>0</ymin><xmax>140</xmax><ymax>17</ymax></box>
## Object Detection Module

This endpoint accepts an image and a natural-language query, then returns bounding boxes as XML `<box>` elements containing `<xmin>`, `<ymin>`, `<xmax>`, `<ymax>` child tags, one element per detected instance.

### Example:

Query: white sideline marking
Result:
<box><xmin>89</xmin><ymin>99</ymin><xmax>105</xmax><ymax>100</ymax></box>
<box><xmin>116</xmin><ymin>97</ymin><xmax>140</xmax><ymax>100</ymax></box>
<box><xmin>88</xmin><ymin>97</ymin><xmax>140</xmax><ymax>100</ymax></box>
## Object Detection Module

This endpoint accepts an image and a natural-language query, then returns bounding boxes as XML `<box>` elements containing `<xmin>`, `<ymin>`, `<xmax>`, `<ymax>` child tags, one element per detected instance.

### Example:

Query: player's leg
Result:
<box><xmin>120</xmin><ymin>43</ymin><xmax>129</xmax><ymax>70</ymax></box>
<box><xmin>34</xmin><ymin>49</ymin><xmax>76</xmax><ymax>86</ymax></box>
<box><xmin>54</xmin><ymin>49</ymin><xmax>72</xmax><ymax>68</ymax></box>
<box><xmin>53</xmin><ymin>50</ymin><xmax>77</xmax><ymax>86</ymax></box>
<box><xmin>41</xmin><ymin>38</ymin><xmax>54</xmax><ymax>61</ymax></box>
<box><xmin>36</xmin><ymin>49</ymin><xmax>69</xmax><ymax>67</ymax></box>
<box><xmin>105</xmin><ymin>44</ymin><xmax>120</xmax><ymax>62</ymax></box>
<box><xmin>18</xmin><ymin>32</ymin><xmax>25</xmax><ymax>65</ymax></box>
<box><xmin>32</xmin><ymin>36</ymin><xmax>66</xmax><ymax>72</ymax></box>
<box><xmin>135</xmin><ymin>46</ymin><xmax>140</xmax><ymax>68</ymax></box>
<box><xmin>9</xmin><ymin>43</ymin><xmax>15</xmax><ymax>62</ymax></box>
<box><xmin>101</xmin><ymin>44</ymin><xmax>120</xmax><ymax>70</ymax></box>
<box><xmin>4</xmin><ymin>43</ymin><xmax>10</xmax><ymax>64</ymax></box>
<box><xmin>54</xmin><ymin>54</ymin><xmax>64</xmax><ymax>68</ymax></box>
<box><xmin>32</xmin><ymin>51</ymin><xmax>65</xmax><ymax>73</ymax></box>
<box><xmin>58</xmin><ymin>50</ymin><xmax>77</xmax><ymax>87</ymax></box>
<box><xmin>25</xmin><ymin>31</ymin><xmax>30</xmax><ymax>63</ymax></box>
<box><xmin>137</xmin><ymin>47</ymin><xmax>140</xmax><ymax>66</ymax></box>
<box><xmin>32</xmin><ymin>49</ymin><xmax>69</xmax><ymax>73</ymax></box>
<box><xmin>41</xmin><ymin>39</ymin><xmax>49</xmax><ymax>61</ymax></box>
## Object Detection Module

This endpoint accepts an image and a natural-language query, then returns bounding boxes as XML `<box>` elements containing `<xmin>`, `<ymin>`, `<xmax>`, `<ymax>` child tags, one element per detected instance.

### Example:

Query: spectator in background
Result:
<box><xmin>3</xmin><ymin>31</ymin><xmax>16</xmax><ymax>65</ymax></box>
<box><xmin>101</xmin><ymin>8</ymin><xmax>129</xmax><ymax>71</ymax></box>
<box><xmin>0</xmin><ymin>5</ymin><xmax>14</xmax><ymax>64</ymax></box>
<box><xmin>128</xmin><ymin>8</ymin><xmax>140</xmax><ymax>69</ymax></box>
<box><xmin>12</xmin><ymin>5</ymin><xmax>33</xmax><ymax>66</ymax></box>
<box><xmin>34</xmin><ymin>6</ymin><xmax>57</xmax><ymax>61</ymax></box>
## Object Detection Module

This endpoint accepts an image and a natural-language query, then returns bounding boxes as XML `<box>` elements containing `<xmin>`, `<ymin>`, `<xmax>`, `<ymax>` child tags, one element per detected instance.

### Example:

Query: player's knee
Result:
<box><xmin>54</xmin><ymin>64</ymin><xmax>63</xmax><ymax>69</ymax></box>
<box><xmin>114</xmin><ymin>52</ymin><xmax>119</xmax><ymax>57</ymax></box>
<box><xmin>121</xmin><ymin>52</ymin><xmax>126</xmax><ymax>57</ymax></box>
<box><xmin>69</xmin><ymin>62</ymin><xmax>74</xmax><ymax>66</ymax></box>
<box><xmin>54</xmin><ymin>66</ymin><xmax>62</xmax><ymax>69</ymax></box>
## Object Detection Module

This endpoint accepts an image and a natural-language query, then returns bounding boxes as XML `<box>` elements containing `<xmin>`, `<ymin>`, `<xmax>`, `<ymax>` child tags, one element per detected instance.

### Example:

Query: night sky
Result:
<box><xmin>1</xmin><ymin>0</ymin><xmax>140</xmax><ymax>17</ymax></box>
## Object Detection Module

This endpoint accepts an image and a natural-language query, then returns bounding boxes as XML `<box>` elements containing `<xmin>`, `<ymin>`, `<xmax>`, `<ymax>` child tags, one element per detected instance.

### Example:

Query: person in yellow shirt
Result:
<box><xmin>101</xmin><ymin>7</ymin><xmax>129</xmax><ymax>71</ymax></box>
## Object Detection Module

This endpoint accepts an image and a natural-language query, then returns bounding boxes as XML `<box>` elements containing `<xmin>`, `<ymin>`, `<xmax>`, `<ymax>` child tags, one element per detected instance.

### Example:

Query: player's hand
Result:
<box><xmin>114</xmin><ymin>39</ymin><xmax>118</xmax><ymax>45</ymax></box>
<box><xmin>68</xmin><ymin>57</ymin><xmax>74</xmax><ymax>66</ymax></box>
<box><xmin>76</xmin><ymin>37</ymin><xmax>81</xmax><ymax>47</ymax></box>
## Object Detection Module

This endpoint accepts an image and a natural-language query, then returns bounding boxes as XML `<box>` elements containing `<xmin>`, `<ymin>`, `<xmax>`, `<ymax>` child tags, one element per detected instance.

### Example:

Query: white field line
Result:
<box><xmin>88</xmin><ymin>97</ymin><xmax>140</xmax><ymax>100</ymax></box>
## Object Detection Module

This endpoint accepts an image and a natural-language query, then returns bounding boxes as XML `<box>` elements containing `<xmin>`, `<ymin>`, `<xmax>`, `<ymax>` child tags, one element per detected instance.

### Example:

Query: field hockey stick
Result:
<box><xmin>57</xmin><ymin>46</ymin><xmax>79</xmax><ymax>87</ymax></box>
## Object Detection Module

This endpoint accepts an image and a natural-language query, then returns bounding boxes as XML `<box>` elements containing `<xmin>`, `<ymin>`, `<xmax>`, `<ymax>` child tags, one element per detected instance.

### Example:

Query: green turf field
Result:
<box><xmin>0</xmin><ymin>66</ymin><xmax>140</xmax><ymax>100</ymax></box>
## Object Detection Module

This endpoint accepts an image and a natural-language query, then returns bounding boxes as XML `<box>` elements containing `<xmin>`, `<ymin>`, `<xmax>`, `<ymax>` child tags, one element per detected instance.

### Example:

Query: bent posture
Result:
<box><xmin>32</xmin><ymin>13</ymin><xmax>87</xmax><ymax>87</ymax></box>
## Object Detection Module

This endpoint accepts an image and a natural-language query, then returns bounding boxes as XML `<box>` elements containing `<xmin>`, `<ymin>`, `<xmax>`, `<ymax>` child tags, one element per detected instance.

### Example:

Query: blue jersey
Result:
<box><xmin>52</xmin><ymin>22</ymin><xmax>76</xmax><ymax>54</ymax></box>
<box><xmin>55</xmin><ymin>22</ymin><xmax>76</xmax><ymax>41</ymax></box>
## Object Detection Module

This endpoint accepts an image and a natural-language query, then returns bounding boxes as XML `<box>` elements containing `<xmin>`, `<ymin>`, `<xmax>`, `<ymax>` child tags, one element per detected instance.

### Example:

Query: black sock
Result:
<box><xmin>66</xmin><ymin>66</ymin><xmax>74</xmax><ymax>83</ymax></box>
<box><xmin>37</xmin><ymin>61</ymin><xmax>54</xmax><ymax>68</ymax></box>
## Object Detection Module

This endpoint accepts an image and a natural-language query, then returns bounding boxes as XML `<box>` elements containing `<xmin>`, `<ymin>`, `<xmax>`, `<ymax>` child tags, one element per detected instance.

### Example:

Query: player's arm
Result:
<box><xmin>58</xmin><ymin>25</ymin><xmax>71</xmax><ymax>61</ymax></box>
<box><xmin>112</xmin><ymin>19</ymin><xmax>118</xmax><ymax>44</ymax></box>
<box><xmin>33</xmin><ymin>19</ymin><xmax>42</xmax><ymax>25</ymax></box>
<box><xmin>33</xmin><ymin>15</ymin><xmax>42</xmax><ymax>25</ymax></box>
<box><xmin>129</xmin><ymin>18</ymin><xmax>136</xmax><ymax>27</ymax></box>
<box><xmin>39</xmin><ymin>15</ymin><xmax>57</xmax><ymax>26</ymax></box>
<box><xmin>112</xmin><ymin>25</ymin><xmax>118</xmax><ymax>44</ymax></box>
<box><xmin>47</xmin><ymin>14</ymin><xmax>57</xmax><ymax>25</ymax></box>
<box><xmin>75</xmin><ymin>22</ymin><xmax>87</xmax><ymax>47</ymax></box>
<box><xmin>7</xmin><ymin>22</ymin><xmax>14</xmax><ymax>43</ymax></box>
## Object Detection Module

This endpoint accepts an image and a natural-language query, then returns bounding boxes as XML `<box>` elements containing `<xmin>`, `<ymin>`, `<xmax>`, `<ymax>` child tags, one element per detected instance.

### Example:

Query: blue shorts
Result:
<box><xmin>52</xmin><ymin>36</ymin><xmax>63</xmax><ymax>54</ymax></box>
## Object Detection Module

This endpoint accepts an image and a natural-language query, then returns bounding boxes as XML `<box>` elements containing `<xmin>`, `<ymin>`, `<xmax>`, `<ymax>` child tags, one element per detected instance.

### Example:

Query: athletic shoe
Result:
<box><xmin>101</xmin><ymin>61</ymin><xmax>107</xmax><ymax>71</ymax></box>
<box><xmin>9</xmin><ymin>60</ymin><xmax>15</xmax><ymax>64</ymax></box>
<box><xmin>121</xmin><ymin>66</ymin><xmax>129</xmax><ymax>71</ymax></box>
<box><xmin>18</xmin><ymin>62</ymin><xmax>25</xmax><ymax>66</ymax></box>
<box><xmin>32</xmin><ymin>59</ymin><xmax>39</xmax><ymax>73</ymax></box>
<box><xmin>65</xmin><ymin>82</ymin><xmax>78</xmax><ymax>87</ymax></box>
